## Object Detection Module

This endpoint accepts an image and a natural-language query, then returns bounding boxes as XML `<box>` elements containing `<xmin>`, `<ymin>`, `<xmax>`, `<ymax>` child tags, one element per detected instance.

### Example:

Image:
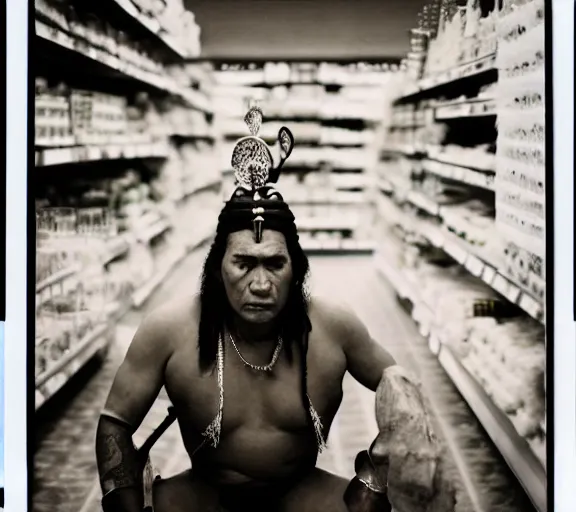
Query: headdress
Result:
<box><xmin>217</xmin><ymin>106</ymin><xmax>296</xmax><ymax>243</ymax></box>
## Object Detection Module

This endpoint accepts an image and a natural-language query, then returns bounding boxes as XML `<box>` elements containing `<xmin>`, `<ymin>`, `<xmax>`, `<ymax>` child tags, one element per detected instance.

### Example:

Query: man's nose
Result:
<box><xmin>249</xmin><ymin>267</ymin><xmax>272</xmax><ymax>295</ymax></box>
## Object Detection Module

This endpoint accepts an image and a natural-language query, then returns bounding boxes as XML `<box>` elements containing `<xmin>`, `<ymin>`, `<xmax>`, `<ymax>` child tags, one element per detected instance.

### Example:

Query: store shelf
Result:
<box><xmin>423</xmin><ymin>159</ymin><xmax>495</xmax><ymax>191</ymax></box>
<box><xmin>406</xmin><ymin>190</ymin><xmax>440</xmax><ymax>216</ymax></box>
<box><xmin>378</xmin><ymin>179</ymin><xmax>394</xmax><ymax>194</ymax></box>
<box><xmin>35</xmin><ymin>322</ymin><xmax>113</xmax><ymax>410</ymax></box>
<box><xmin>374</xmin><ymin>253</ymin><xmax>547</xmax><ymax>512</ymax></box>
<box><xmin>103</xmin><ymin>236</ymin><xmax>131</xmax><ymax>265</ymax></box>
<box><xmin>170</xmin><ymin>130</ymin><xmax>216</xmax><ymax>141</ymax></box>
<box><xmin>36</xmin><ymin>264</ymin><xmax>81</xmax><ymax>295</ymax></box>
<box><xmin>301</xmin><ymin>239</ymin><xmax>375</xmax><ymax>254</ymax></box>
<box><xmin>284</xmin><ymin>196</ymin><xmax>367</xmax><ymax>206</ymax></box>
<box><xmin>107</xmin><ymin>0</ymin><xmax>191</xmax><ymax>58</ymax></box>
<box><xmin>35</xmin><ymin>135</ymin><xmax>77</xmax><ymax>148</ymax></box>
<box><xmin>132</xmin><ymin>231</ymin><xmax>213</xmax><ymax>308</ymax></box>
<box><xmin>35</xmin><ymin>19</ymin><xmax>211</xmax><ymax>113</ymax></box>
<box><xmin>433</xmin><ymin>228</ymin><xmax>544</xmax><ymax>323</ymax></box>
<box><xmin>381</xmin><ymin>145</ymin><xmax>495</xmax><ymax>184</ymax></box>
<box><xmin>380</xmin><ymin>190</ymin><xmax>544</xmax><ymax>323</ymax></box>
<box><xmin>297</xmin><ymin>218</ymin><xmax>357</xmax><ymax>232</ymax></box>
<box><xmin>132</xmin><ymin>247</ymin><xmax>185</xmax><ymax>308</ymax></box>
<box><xmin>426</xmin><ymin>146</ymin><xmax>495</xmax><ymax>173</ymax></box>
<box><xmin>381</xmin><ymin>144</ymin><xmax>426</xmax><ymax>157</ymax></box>
<box><xmin>138</xmin><ymin>219</ymin><xmax>172</xmax><ymax>244</ymax></box>
<box><xmin>437</xmin><ymin>344</ymin><xmax>547</xmax><ymax>512</ymax></box>
<box><xmin>435</xmin><ymin>98</ymin><xmax>496</xmax><ymax>120</ymax></box>
<box><xmin>395</xmin><ymin>53</ymin><xmax>497</xmax><ymax>104</ymax></box>
<box><xmin>35</xmin><ymin>142</ymin><xmax>169</xmax><ymax>167</ymax></box>
<box><xmin>180</xmin><ymin>179</ymin><xmax>222</xmax><ymax>201</ymax></box>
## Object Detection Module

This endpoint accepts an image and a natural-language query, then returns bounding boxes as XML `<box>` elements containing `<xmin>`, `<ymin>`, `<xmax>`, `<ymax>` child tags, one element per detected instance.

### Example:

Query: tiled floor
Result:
<box><xmin>33</xmin><ymin>250</ymin><xmax>536</xmax><ymax>512</ymax></box>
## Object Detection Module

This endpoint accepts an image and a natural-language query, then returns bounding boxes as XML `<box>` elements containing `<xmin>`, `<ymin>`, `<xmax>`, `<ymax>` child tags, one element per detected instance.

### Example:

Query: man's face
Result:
<box><xmin>221</xmin><ymin>229</ymin><xmax>293</xmax><ymax>325</ymax></box>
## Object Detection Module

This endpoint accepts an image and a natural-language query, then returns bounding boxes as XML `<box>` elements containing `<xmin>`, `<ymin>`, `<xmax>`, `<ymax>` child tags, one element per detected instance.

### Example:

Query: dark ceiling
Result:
<box><xmin>184</xmin><ymin>0</ymin><xmax>430</xmax><ymax>60</ymax></box>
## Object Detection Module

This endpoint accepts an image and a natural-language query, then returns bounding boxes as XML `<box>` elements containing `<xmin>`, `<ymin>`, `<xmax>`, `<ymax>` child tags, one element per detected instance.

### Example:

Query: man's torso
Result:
<box><xmin>159</xmin><ymin>295</ymin><xmax>349</xmax><ymax>485</ymax></box>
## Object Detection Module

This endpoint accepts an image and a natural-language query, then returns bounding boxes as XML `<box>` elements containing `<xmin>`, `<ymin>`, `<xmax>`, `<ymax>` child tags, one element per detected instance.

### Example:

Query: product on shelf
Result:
<box><xmin>35</xmin><ymin>79</ymin><xmax>74</xmax><ymax>147</ymax></box>
<box><xmin>160</xmin><ymin>140</ymin><xmax>220</xmax><ymax>202</ymax></box>
<box><xmin>424</xmin><ymin>2</ymin><xmax>497</xmax><ymax>79</ymax></box>
<box><xmin>34</xmin><ymin>0</ymin><xmax>221</xmax><ymax>411</ymax></box>
<box><xmin>34</xmin><ymin>78</ymin><xmax>187</xmax><ymax>148</ymax></box>
<box><xmin>426</xmin><ymin>143</ymin><xmax>495</xmax><ymax>171</ymax></box>
<box><xmin>377</xmin><ymin>0</ymin><xmax>548</xmax><ymax>498</ymax></box>
<box><xmin>35</xmin><ymin>2</ymin><xmax>207</xmax><ymax>112</ymax></box>
<box><xmin>70</xmin><ymin>90</ymin><xmax>129</xmax><ymax>144</ymax></box>
<box><xmin>495</xmin><ymin>0</ymin><xmax>545</xmax><ymax>274</ymax></box>
<box><xmin>35</xmin><ymin>211</ymin><xmax>111</xmax><ymax>383</ymax></box>
<box><xmin>440</xmin><ymin>199</ymin><xmax>496</xmax><ymax>244</ymax></box>
<box><xmin>171</xmin><ymin>180</ymin><xmax>221</xmax><ymax>249</ymax></box>
<box><xmin>503</xmin><ymin>241</ymin><xmax>545</xmax><ymax>301</ymax></box>
<box><xmin>463</xmin><ymin>314</ymin><xmax>546</xmax><ymax>465</ymax></box>
<box><xmin>396</xmin><ymin>236</ymin><xmax>546</xmax><ymax>467</ymax></box>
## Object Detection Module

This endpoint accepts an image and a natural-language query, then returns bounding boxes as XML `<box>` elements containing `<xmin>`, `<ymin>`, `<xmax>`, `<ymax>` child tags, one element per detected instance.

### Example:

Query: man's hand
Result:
<box><xmin>370</xmin><ymin>366</ymin><xmax>457</xmax><ymax>512</ymax></box>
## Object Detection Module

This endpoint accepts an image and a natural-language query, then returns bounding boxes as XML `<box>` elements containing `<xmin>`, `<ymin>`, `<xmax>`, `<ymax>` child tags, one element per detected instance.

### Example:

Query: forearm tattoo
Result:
<box><xmin>96</xmin><ymin>418</ymin><xmax>141</xmax><ymax>495</ymax></box>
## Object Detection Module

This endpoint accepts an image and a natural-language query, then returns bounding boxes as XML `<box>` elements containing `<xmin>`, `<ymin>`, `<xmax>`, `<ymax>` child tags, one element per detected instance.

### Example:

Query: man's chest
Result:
<box><xmin>164</xmin><ymin>331</ymin><xmax>347</xmax><ymax>436</ymax></box>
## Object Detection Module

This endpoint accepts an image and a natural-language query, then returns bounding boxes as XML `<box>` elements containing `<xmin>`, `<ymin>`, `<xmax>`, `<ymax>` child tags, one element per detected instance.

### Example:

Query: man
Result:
<box><xmin>96</xmin><ymin>107</ymin><xmax>455</xmax><ymax>512</ymax></box>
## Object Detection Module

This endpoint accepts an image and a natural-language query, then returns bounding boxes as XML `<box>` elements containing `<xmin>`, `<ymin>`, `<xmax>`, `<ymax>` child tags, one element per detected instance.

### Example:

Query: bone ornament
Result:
<box><xmin>369</xmin><ymin>365</ymin><xmax>457</xmax><ymax>512</ymax></box>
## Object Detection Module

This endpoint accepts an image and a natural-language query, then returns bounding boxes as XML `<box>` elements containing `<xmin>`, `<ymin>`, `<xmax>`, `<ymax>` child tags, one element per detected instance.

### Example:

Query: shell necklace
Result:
<box><xmin>228</xmin><ymin>331</ymin><xmax>283</xmax><ymax>372</ymax></box>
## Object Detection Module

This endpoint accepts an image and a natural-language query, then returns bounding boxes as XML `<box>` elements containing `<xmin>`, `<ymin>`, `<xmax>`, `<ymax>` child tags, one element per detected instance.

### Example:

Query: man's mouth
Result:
<box><xmin>245</xmin><ymin>303</ymin><xmax>274</xmax><ymax>310</ymax></box>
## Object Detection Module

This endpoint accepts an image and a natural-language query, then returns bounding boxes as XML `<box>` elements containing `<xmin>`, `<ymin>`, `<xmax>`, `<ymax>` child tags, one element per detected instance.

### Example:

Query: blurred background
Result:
<box><xmin>33</xmin><ymin>1</ymin><xmax>546</xmax><ymax>511</ymax></box>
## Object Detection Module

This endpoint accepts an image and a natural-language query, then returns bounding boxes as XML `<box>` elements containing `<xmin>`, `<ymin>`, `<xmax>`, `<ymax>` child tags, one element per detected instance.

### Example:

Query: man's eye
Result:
<box><xmin>266</xmin><ymin>261</ymin><xmax>284</xmax><ymax>271</ymax></box>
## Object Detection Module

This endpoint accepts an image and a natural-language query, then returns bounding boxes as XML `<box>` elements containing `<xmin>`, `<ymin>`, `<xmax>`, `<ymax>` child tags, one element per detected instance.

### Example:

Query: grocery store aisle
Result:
<box><xmin>34</xmin><ymin>248</ymin><xmax>536</xmax><ymax>512</ymax></box>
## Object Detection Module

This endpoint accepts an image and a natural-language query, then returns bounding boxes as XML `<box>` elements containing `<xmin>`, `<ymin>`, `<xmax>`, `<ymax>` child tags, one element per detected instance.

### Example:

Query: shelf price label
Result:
<box><xmin>492</xmin><ymin>274</ymin><xmax>510</xmax><ymax>297</ymax></box>
<box><xmin>504</xmin><ymin>284</ymin><xmax>521</xmax><ymax>304</ymax></box>
<box><xmin>452</xmin><ymin>166</ymin><xmax>465</xmax><ymax>182</ymax></box>
<box><xmin>88</xmin><ymin>146</ymin><xmax>101</xmax><ymax>161</ymax></box>
<box><xmin>427</xmin><ymin>228</ymin><xmax>444</xmax><ymax>248</ymax></box>
<box><xmin>43</xmin><ymin>372</ymin><xmax>68</xmax><ymax>400</ymax></box>
<box><xmin>86</xmin><ymin>47</ymin><xmax>98</xmax><ymax>61</ymax></box>
<box><xmin>43</xmin><ymin>148</ymin><xmax>73</xmax><ymax>166</ymax></box>
<box><xmin>124</xmin><ymin>146</ymin><xmax>137</xmax><ymax>159</ymax></box>
<box><xmin>74</xmin><ymin>146</ymin><xmax>89</xmax><ymax>162</ymax></box>
<box><xmin>413</xmin><ymin>304</ymin><xmax>430</xmax><ymax>336</ymax></box>
<box><xmin>35</xmin><ymin>390</ymin><xmax>46</xmax><ymax>409</ymax></box>
<box><xmin>481</xmin><ymin>265</ymin><xmax>496</xmax><ymax>286</ymax></box>
<box><xmin>428</xmin><ymin>331</ymin><xmax>441</xmax><ymax>356</ymax></box>
<box><xmin>106</xmin><ymin>145</ymin><xmax>122</xmax><ymax>159</ymax></box>
<box><xmin>444</xmin><ymin>240</ymin><xmax>467</xmax><ymax>264</ymax></box>
<box><xmin>519</xmin><ymin>293</ymin><xmax>544</xmax><ymax>321</ymax></box>
<box><xmin>465</xmin><ymin>255</ymin><xmax>485</xmax><ymax>277</ymax></box>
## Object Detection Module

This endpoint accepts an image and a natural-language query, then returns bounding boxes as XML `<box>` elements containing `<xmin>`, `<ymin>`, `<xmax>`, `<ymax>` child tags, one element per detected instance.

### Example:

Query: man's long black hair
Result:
<box><xmin>198</xmin><ymin>227</ymin><xmax>321</xmax><ymax>440</ymax></box>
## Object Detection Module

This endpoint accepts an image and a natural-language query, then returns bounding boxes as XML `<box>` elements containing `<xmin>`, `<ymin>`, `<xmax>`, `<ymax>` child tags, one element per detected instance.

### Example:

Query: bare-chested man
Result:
<box><xmin>96</xmin><ymin>109</ymin><xmax>455</xmax><ymax>512</ymax></box>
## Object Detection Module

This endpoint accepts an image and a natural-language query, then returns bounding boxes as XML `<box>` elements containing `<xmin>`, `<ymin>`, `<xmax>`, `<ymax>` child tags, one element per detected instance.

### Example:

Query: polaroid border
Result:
<box><xmin>11</xmin><ymin>1</ymin><xmax>574</xmax><ymax>512</ymax></box>
<box><xmin>5</xmin><ymin>1</ymin><xmax>30</xmax><ymax>511</ymax></box>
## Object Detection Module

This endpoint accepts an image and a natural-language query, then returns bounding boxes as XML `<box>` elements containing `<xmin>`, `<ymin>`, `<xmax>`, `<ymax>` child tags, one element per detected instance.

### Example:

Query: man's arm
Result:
<box><xmin>332</xmin><ymin>303</ymin><xmax>397</xmax><ymax>391</ymax></box>
<box><xmin>328</xmin><ymin>303</ymin><xmax>456</xmax><ymax>511</ymax></box>
<box><xmin>96</xmin><ymin>309</ymin><xmax>172</xmax><ymax>512</ymax></box>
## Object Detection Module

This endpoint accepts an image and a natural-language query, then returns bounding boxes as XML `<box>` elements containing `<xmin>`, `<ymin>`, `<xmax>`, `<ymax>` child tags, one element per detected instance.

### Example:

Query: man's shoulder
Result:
<box><xmin>309</xmin><ymin>295</ymin><xmax>360</xmax><ymax>337</ymax></box>
<box><xmin>138</xmin><ymin>294</ymin><xmax>200</xmax><ymax>347</ymax></box>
